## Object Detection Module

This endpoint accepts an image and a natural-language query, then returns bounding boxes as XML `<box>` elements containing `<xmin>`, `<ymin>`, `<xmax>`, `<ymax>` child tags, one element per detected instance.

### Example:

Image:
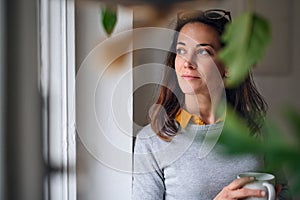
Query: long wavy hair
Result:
<box><xmin>150</xmin><ymin>10</ymin><xmax>268</xmax><ymax>141</ymax></box>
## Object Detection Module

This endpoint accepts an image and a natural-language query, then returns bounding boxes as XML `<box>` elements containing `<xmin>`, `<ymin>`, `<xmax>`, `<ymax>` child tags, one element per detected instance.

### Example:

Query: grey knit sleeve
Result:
<box><xmin>132</xmin><ymin>128</ymin><xmax>165</xmax><ymax>200</ymax></box>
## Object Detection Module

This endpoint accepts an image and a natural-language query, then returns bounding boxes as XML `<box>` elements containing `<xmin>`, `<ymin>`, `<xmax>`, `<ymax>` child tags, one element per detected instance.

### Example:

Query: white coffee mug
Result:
<box><xmin>237</xmin><ymin>172</ymin><xmax>276</xmax><ymax>200</ymax></box>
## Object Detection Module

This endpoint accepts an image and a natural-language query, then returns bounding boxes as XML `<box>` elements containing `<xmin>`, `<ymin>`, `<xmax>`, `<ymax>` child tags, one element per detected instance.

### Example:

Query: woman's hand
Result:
<box><xmin>214</xmin><ymin>176</ymin><xmax>266</xmax><ymax>200</ymax></box>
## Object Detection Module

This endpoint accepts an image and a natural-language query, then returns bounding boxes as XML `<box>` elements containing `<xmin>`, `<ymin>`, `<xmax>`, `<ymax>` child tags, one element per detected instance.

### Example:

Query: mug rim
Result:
<box><xmin>237</xmin><ymin>172</ymin><xmax>275</xmax><ymax>181</ymax></box>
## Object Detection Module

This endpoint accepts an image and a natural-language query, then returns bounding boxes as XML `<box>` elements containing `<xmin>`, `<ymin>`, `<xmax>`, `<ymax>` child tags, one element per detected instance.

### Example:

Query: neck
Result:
<box><xmin>184</xmin><ymin>88</ymin><xmax>225</xmax><ymax>124</ymax></box>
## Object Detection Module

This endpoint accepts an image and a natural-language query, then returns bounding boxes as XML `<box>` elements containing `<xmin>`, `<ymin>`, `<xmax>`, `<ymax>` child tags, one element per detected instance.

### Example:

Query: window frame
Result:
<box><xmin>39</xmin><ymin>0</ymin><xmax>76</xmax><ymax>199</ymax></box>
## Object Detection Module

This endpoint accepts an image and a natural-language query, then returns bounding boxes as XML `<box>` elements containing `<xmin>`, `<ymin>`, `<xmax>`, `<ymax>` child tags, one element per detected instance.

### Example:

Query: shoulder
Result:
<box><xmin>135</xmin><ymin>124</ymin><xmax>155</xmax><ymax>139</ymax></box>
<box><xmin>134</xmin><ymin>124</ymin><xmax>169</xmax><ymax>153</ymax></box>
<box><xmin>134</xmin><ymin>124</ymin><xmax>154</xmax><ymax>153</ymax></box>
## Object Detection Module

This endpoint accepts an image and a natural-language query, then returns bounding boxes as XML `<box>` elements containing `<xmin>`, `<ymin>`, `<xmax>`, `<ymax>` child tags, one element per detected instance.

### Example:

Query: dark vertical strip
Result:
<box><xmin>0</xmin><ymin>0</ymin><xmax>6</xmax><ymax>199</ymax></box>
<box><xmin>5</xmin><ymin>0</ymin><xmax>44</xmax><ymax>199</ymax></box>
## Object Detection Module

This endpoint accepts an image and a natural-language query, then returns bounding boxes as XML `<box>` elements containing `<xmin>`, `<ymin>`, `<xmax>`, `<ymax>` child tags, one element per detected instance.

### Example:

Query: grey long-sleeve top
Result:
<box><xmin>132</xmin><ymin>123</ymin><xmax>291</xmax><ymax>200</ymax></box>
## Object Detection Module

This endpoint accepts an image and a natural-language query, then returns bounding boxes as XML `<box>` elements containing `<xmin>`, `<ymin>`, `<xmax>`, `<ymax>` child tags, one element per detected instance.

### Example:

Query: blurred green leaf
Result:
<box><xmin>218</xmin><ymin>107</ymin><xmax>265</xmax><ymax>154</ymax></box>
<box><xmin>218</xmin><ymin>107</ymin><xmax>300</xmax><ymax>194</ymax></box>
<box><xmin>263</xmin><ymin>121</ymin><xmax>300</xmax><ymax>171</ymax></box>
<box><xmin>218</xmin><ymin>12</ymin><xmax>271</xmax><ymax>87</ymax></box>
<box><xmin>101</xmin><ymin>5</ymin><xmax>117</xmax><ymax>36</ymax></box>
<box><xmin>216</xmin><ymin>8</ymin><xmax>300</xmax><ymax>195</ymax></box>
<box><xmin>291</xmin><ymin>172</ymin><xmax>300</xmax><ymax>194</ymax></box>
<box><xmin>284</xmin><ymin>106</ymin><xmax>300</xmax><ymax>141</ymax></box>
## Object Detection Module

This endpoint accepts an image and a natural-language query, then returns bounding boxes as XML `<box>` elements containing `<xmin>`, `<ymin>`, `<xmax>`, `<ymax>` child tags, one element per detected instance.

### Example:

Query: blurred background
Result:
<box><xmin>1</xmin><ymin>0</ymin><xmax>299</xmax><ymax>199</ymax></box>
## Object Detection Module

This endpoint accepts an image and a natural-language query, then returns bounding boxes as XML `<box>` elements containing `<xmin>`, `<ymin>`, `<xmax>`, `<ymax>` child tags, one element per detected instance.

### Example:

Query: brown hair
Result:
<box><xmin>150</xmin><ymin>10</ymin><xmax>267</xmax><ymax>141</ymax></box>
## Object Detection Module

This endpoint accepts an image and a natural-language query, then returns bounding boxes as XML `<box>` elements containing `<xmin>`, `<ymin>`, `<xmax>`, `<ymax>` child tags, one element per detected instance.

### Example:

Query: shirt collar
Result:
<box><xmin>175</xmin><ymin>109</ymin><xmax>205</xmax><ymax>129</ymax></box>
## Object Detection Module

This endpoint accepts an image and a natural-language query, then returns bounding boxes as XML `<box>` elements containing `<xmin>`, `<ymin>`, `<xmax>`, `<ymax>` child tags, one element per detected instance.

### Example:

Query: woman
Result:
<box><xmin>132</xmin><ymin>9</ymin><xmax>289</xmax><ymax>199</ymax></box>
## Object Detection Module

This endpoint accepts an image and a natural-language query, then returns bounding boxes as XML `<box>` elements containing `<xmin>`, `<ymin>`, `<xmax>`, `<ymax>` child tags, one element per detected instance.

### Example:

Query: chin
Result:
<box><xmin>179</xmin><ymin>85</ymin><xmax>202</xmax><ymax>95</ymax></box>
<box><xmin>178</xmin><ymin>80</ymin><xmax>203</xmax><ymax>95</ymax></box>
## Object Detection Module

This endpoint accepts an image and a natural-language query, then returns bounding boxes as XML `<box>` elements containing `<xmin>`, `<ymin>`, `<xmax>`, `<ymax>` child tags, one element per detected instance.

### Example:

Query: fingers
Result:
<box><xmin>227</xmin><ymin>176</ymin><xmax>255</xmax><ymax>190</ymax></box>
<box><xmin>214</xmin><ymin>177</ymin><xmax>267</xmax><ymax>200</ymax></box>
<box><xmin>231</xmin><ymin>188</ymin><xmax>266</xmax><ymax>199</ymax></box>
<box><xmin>226</xmin><ymin>176</ymin><xmax>266</xmax><ymax>199</ymax></box>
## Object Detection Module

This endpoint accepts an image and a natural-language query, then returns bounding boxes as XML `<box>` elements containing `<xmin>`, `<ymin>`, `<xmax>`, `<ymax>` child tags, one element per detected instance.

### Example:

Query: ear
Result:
<box><xmin>223</xmin><ymin>71</ymin><xmax>230</xmax><ymax>88</ymax></box>
<box><xmin>224</xmin><ymin>71</ymin><xmax>229</xmax><ymax>78</ymax></box>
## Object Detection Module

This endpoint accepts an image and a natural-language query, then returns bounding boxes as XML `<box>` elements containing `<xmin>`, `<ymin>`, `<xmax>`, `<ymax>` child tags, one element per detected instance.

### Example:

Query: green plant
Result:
<box><xmin>101</xmin><ymin>5</ymin><xmax>117</xmax><ymax>36</ymax></box>
<box><xmin>217</xmin><ymin>12</ymin><xmax>300</xmax><ymax>195</ymax></box>
<box><xmin>218</xmin><ymin>12</ymin><xmax>271</xmax><ymax>87</ymax></box>
<box><xmin>218</xmin><ymin>105</ymin><xmax>300</xmax><ymax>195</ymax></box>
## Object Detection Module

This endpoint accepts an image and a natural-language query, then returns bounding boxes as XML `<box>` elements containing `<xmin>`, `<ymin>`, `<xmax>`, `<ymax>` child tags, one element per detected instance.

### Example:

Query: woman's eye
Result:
<box><xmin>176</xmin><ymin>48</ymin><xmax>186</xmax><ymax>55</ymax></box>
<box><xmin>197</xmin><ymin>49</ymin><xmax>211</xmax><ymax>56</ymax></box>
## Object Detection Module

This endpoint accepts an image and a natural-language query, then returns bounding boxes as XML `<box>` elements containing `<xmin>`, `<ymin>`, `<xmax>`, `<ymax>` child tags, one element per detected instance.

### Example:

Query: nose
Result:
<box><xmin>184</xmin><ymin>59</ymin><xmax>197</xmax><ymax>69</ymax></box>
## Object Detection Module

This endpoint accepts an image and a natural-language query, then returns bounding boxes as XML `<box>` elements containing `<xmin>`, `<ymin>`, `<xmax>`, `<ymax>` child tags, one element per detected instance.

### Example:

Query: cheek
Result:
<box><xmin>198</xmin><ymin>58</ymin><xmax>225</xmax><ymax>78</ymax></box>
<box><xmin>175</xmin><ymin>55</ymin><xmax>183</xmax><ymax>73</ymax></box>
<box><xmin>195</xmin><ymin>59</ymin><xmax>215</xmax><ymax>78</ymax></box>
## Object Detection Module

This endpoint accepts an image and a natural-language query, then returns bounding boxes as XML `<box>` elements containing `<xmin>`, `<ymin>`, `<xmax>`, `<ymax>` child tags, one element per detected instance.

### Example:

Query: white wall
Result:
<box><xmin>76</xmin><ymin>1</ymin><xmax>133</xmax><ymax>199</ymax></box>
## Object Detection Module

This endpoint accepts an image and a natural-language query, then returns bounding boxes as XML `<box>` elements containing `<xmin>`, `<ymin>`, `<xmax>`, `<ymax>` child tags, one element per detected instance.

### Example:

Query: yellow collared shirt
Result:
<box><xmin>175</xmin><ymin>109</ymin><xmax>205</xmax><ymax>128</ymax></box>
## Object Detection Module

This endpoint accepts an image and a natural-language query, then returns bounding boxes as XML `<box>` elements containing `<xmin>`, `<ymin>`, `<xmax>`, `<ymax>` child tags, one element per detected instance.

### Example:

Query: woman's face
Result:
<box><xmin>175</xmin><ymin>22</ymin><xmax>226</xmax><ymax>95</ymax></box>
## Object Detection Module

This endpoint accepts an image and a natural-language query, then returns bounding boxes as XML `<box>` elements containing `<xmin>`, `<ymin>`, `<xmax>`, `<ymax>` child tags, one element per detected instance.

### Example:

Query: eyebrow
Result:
<box><xmin>176</xmin><ymin>42</ymin><xmax>216</xmax><ymax>49</ymax></box>
<box><xmin>177</xmin><ymin>42</ymin><xmax>186</xmax><ymax>46</ymax></box>
<box><xmin>196</xmin><ymin>43</ymin><xmax>216</xmax><ymax>49</ymax></box>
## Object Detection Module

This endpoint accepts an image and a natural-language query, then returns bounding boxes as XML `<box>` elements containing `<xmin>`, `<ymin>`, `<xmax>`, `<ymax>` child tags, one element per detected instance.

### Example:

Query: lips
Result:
<box><xmin>181</xmin><ymin>74</ymin><xmax>200</xmax><ymax>80</ymax></box>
